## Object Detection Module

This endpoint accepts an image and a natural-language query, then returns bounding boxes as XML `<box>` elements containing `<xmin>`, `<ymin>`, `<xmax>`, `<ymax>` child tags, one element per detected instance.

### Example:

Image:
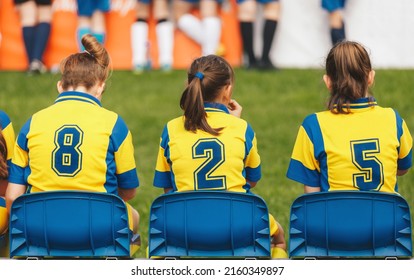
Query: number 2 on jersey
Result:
<box><xmin>52</xmin><ymin>125</ymin><xmax>84</xmax><ymax>177</ymax></box>
<box><xmin>192</xmin><ymin>138</ymin><xmax>227</xmax><ymax>190</ymax></box>
<box><xmin>350</xmin><ymin>139</ymin><xmax>384</xmax><ymax>191</ymax></box>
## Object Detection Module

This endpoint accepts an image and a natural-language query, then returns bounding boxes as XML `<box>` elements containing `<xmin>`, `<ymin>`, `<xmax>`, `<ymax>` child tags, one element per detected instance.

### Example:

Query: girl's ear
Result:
<box><xmin>368</xmin><ymin>70</ymin><xmax>376</xmax><ymax>86</ymax></box>
<box><xmin>94</xmin><ymin>82</ymin><xmax>106</xmax><ymax>100</ymax></box>
<box><xmin>57</xmin><ymin>81</ymin><xmax>64</xmax><ymax>93</ymax></box>
<box><xmin>323</xmin><ymin>74</ymin><xmax>332</xmax><ymax>90</ymax></box>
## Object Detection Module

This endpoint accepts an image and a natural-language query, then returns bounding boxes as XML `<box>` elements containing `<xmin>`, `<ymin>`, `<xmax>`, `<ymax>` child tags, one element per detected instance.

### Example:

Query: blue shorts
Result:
<box><xmin>77</xmin><ymin>0</ymin><xmax>110</xmax><ymax>17</ymax></box>
<box><xmin>14</xmin><ymin>0</ymin><xmax>51</xmax><ymax>4</ymax></box>
<box><xmin>180</xmin><ymin>0</ymin><xmax>223</xmax><ymax>4</ymax></box>
<box><xmin>237</xmin><ymin>0</ymin><xmax>278</xmax><ymax>4</ymax></box>
<box><xmin>322</xmin><ymin>0</ymin><xmax>346</xmax><ymax>12</ymax></box>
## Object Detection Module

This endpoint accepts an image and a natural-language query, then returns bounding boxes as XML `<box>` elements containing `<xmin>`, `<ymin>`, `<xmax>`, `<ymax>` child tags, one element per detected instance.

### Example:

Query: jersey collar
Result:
<box><xmin>332</xmin><ymin>97</ymin><xmax>377</xmax><ymax>112</ymax></box>
<box><xmin>348</xmin><ymin>97</ymin><xmax>377</xmax><ymax>110</ymax></box>
<box><xmin>55</xmin><ymin>91</ymin><xmax>102</xmax><ymax>107</ymax></box>
<box><xmin>204</xmin><ymin>102</ymin><xmax>230</xmax><ymax>114</ymax></box>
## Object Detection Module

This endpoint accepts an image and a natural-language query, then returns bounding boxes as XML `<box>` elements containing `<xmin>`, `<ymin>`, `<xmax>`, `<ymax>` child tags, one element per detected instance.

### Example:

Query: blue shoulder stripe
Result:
<box><xmin>244</xmin><ymin>123</ymin><xmax>254</xmax><ymax>160</ymax></box>
<box><xmin>110</xmin><ymin>116</ymin><xmax>129</xmax><ymax>152</ymax></box>
<box><xmin>160</xmin><ymin>125</ymin><xmax>171</xmax><ymax>159</ymax></box>
<box><xmin>17</xmin><ymin>117</ymin><xmax>32</xmax><ymax>151</ymax></box>
<box><xmin>393</xmin><ymin>109</ymin><xmax>403</xmax><ymax>145</ymax></box>
<box><xmin>0</xmin><ymin>110</ymin><xmax>11</xmax><ymax>129</ymax></box>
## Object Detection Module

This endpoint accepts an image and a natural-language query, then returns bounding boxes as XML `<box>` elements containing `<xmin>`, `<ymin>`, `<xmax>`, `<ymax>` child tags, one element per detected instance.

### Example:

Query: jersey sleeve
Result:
<box><xmin>0</xmin><ymin>110</ymin><xmax>16</xmax><ymax>163</ymax></box>
<box><xmin>111</xmin><ymin>116</ymin><xmax>139</xmax><ymax>189</ymax></box>
<box><xmin>244</xmin><ymin>124</ymin><xmax>261</xmax><ymax>183</ymax></box>
<box><xmin>9</xmin><ymin>118</ymin><xmax>31</xmax><ymax>185</ymax></box>
<box><xmin>286</xmin><ymin>115</ymin><xmax>321</xmax><ymax>187</ymax></box>
<box><xmin>153</xmin><ymin>125</ymin><xmax>173</xmax><ymax>188</ymax></box>
<box><xmin>397</xmin><ymin>119</ymin><xmax>413</xmax><ymax>170</ymax></box>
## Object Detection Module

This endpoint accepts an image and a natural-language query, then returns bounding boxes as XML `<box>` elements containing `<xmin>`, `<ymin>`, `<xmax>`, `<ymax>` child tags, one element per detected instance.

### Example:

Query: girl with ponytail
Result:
<box><xmin>287</xmin><ymin>41</ymin><xmax>413</xmax><ymax>194</ymax></box>
<box><xmin>154</xmin><ymin>55</ymin><xmax>287</xmax><ymax>258</ymax></box>
<box><xmin>0</xmin><ymin>110</ymin><xmax>15</xmax><ymax>238</ymax></box>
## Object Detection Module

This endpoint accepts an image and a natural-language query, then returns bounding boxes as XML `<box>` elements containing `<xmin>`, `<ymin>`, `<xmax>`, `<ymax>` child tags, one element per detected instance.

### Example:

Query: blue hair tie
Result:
<box><xmin>194</xmin><ymin>72</ymin><xmax>204</xmax><ymax>81</ymax></box>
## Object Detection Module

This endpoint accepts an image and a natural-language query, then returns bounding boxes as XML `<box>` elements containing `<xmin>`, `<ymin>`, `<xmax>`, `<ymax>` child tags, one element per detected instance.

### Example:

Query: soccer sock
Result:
<box><xmin>330</xmin><ymin>22</ymin><xmax>346</xmax><ymax>45</ymax></box>
<box><xmin>92</xmin><ymin>32</ymin><xmax>105</xmax><ymax>45</ymax></box>
<box><xmin>240</xmin><ymin>21</ymin><xmax>256</xmax><ymax>65</ymax></box>
<box><xmin>202</xmin><ymin>16</ymin><xmax>221</xmax><ymax>56</ymax></box>
<box><xmin>77</xmin><ymin>27</ymin><xmax>91</xmax><ymax>51</ymax></box>
<box><xmin>177</xmin><ymin>14</ymin><xmax>203</xmax><ymax>45</ymax></box>
<box><xmin>261</xmin><ymin>19</ymin><xmax>277</xmax><ymax>63</ymax></box>
<box><xmin>131</xmin><ymin>19</ymin><xmax>148</xmax><ymax>67</ymax></box>
<box><xmin>32</xmin><ymin>22</ymin><xmax>51</xmax><ymax>62</ymax></box>
<box><xmin>22</xmin><ymin>26</ymin><xmax>36</xmax><ymax>63</ymax></box>
<box><xmin>156</xmin><ymin>19</ymin><xmax>174</xmax><ymax>67</ymax></box>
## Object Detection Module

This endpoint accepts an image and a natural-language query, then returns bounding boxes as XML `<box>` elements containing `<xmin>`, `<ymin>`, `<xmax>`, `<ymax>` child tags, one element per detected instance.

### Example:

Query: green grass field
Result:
<box><xmin>1</xmin><ymin>68</ymin><xmax>413</xmax><ymax>258</ymax></box>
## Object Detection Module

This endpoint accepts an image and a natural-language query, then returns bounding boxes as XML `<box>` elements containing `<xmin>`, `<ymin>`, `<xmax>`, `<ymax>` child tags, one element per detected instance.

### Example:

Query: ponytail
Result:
<box><xmin>60</xmin><ymin>34</ymin><xmax>111</xmax><ymax>91</ymax></box>
<box><xmin>180</xmin><ymin>73</ymin><xmax>220</xmax><ymax>136</ymax></box>
<box><xmin>325</xmin><ymin>41</ymin><xmax>373</xmax><ymax>114</ymax></box>
<box><xmin>0</xmin><ymin>129</ymin><xmax>8</xmax><ymax>179</ymax></box>
<box><xmin>180</xmin><ymin>55</ymin><xmax>234</xmax><ymax>135</ymax></box>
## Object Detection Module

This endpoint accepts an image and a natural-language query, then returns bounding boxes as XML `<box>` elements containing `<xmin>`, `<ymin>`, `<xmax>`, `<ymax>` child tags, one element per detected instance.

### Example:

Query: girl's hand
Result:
<box><xmin>228</xmin><ymin>99</ymin><xmax>242</xmax><ymax>118</ymax></box>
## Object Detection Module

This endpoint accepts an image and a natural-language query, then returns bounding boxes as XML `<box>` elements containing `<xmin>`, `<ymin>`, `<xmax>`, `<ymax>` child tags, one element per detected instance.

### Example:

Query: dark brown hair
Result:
<box><xmin>180</xmin><ymin>55</ymin><xmax>234</xmax><ymax>135</ymax></box>
<box><xmin>0</xmin><ymin>129</ymin><xmax>8</xmax><ymax>179</ymax></box>
<box><xmin>59</xmin><ymin>34</ymin><xmax>111</xmax><ymax>91</ymax></box>
<box><xmin>325</xmin><ymin>41</ymin><xmax>374</xmax><ymax>114</ymax></box>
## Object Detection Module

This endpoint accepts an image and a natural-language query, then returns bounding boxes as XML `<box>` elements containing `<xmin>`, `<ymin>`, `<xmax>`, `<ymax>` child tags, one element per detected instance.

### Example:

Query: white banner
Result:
<box><xmin>268</xmin><ymin>0</ymin><xmax>414</xmax><ymax>68</ymax></box>
<box><xmin>0</xmin><ymin>259</ymin><xmax>413</xmax><ymax>280</ymax></box>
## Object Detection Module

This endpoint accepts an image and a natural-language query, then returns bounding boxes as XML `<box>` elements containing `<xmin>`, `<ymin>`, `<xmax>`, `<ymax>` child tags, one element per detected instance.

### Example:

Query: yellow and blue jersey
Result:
<box><xmin>0</xmin><ymin>110</ymin><xmax>15</xmax><ymax>172</ymax></box>
<box><xmin>154</xmin><ymin>102</ymin><xmax>261</xmax><ymax>192</ymax></box>
<box><xmin>153</xmin><ymin>102</ymin><xmax>280</xmax><ymax>236</ymax></box>
<box><xmin>9</xmin><ymin>91</ymin><xmax>139</xmax><ymax>195</ymax></box>
<box><xmin>287</xmin><ymin>98</ymin><xmax>413</xmax><ymax>193</ymax></box>
<box><xmin>1</xmin><ymin>110</ymin><xmax>15</xmax><ymax>235</ymax></box>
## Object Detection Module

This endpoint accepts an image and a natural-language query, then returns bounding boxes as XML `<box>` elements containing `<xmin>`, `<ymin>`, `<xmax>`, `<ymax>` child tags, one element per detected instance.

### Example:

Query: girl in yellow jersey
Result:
<box><xmin>0</xmin><ymin>111</ymin><xmax>15</xmax><ymax>242</ymax></box>
<box><xmin>153</xmin><ymin>55</ymin><xmax>287</xmax><ymax>257</ymax></box>
<box><xmin>287</xmin><ymin>41</ymin><xmax>413</xmax><ymax>193</ymax></box>
<box><xmin>6</xmin><ymin>34</ymin><xmax>140</xmax><ymax>238</ymax></box>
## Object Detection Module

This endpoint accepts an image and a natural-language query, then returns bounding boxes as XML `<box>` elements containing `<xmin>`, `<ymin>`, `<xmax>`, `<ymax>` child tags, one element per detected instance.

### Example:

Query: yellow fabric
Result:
<box><xmin>271</xmin><ymin>247</ymin><xmax>288</xmax><ymax>259</ymax></box>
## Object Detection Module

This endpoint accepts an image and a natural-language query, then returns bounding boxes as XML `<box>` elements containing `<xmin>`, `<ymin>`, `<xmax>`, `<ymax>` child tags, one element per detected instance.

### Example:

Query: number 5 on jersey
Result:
<box><xmin>351</xmin><ymin>138</ymin><xmax>384</xmax><ymax>191</ymax></box>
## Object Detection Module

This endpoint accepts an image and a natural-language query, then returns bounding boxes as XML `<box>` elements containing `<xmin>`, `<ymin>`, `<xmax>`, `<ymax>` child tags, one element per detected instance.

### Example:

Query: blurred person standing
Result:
<box><xmin>14</xmin><ymin>0</ymin><xmax>52</xmax><ymax>74</ymax></box>
<box><xmin>131</xmin><ymin>0</ymin><xmax>174</xmax><ymax>73</ymax></box>
<box><xmin>238</xmin><ymin>0</ymin><xmax>280</xmax><ymax>70</ymax></box>
<box><xmin>173</xmin><ymin>0</ymin><xmax>221</xmax><ymax>56</ymax></box>
<box><xmin>322</xmin><ymin>0</ymin><xmax>346</xmax><ymax>45</ymax></box>
<box><xmin>76</xmin><ymin>0</ymin><xmax>110</xmax><ymax>50</ymax></box>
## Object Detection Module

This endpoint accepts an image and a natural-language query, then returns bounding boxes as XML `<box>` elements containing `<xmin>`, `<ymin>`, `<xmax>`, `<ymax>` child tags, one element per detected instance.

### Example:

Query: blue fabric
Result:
<box><xmin>32</xmin><ymin>22</ymin><xmax>50</xmax><ymax>61</ymax></box>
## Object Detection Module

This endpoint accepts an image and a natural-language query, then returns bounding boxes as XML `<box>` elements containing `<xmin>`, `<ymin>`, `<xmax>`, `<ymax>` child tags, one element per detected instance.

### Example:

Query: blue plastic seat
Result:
<box><xmin>289</xmin><ymin>191</ymin><xmax>412</xmax><ymax>259</ymax></box>
<box><xmin>148</xmin><ymin>191</ymin><xmax>272</xmax><ymax>259</ymax></box>
<box><xmin>9</xmin><ymin>191</ymin><xmax>133</xmax><ymax>258</ymax></box>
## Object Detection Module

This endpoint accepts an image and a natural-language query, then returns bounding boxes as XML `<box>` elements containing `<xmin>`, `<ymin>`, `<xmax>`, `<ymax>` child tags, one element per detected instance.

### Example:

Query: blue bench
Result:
<box><xmin>9</xmin><ymin>191</ymin><xmax>136</xmax><ymax>259</ymax></box>
<box><xmin>148</xmin><ymin>191</ymin><xmax>272</xmax><ymax>259</ymax></box>
<box><xmin>289</xmin><ymin>191</ymin><xmax>412</xmax><ymax>259</ymax></box>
